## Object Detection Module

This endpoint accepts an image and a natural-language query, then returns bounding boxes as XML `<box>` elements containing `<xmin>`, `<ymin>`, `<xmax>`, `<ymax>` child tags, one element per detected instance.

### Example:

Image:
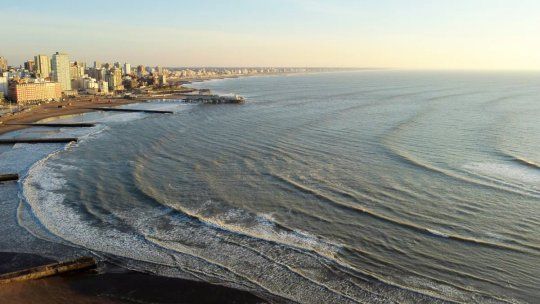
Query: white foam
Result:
<box><xmin>186</xmin><ymin>199</ymin><xmax>342</xmax><ymax>258</ymax></box>
<box><xmin>463</xmin><ymin>162</ymin><xmax>540</xmax><ymax>189</ymax></box>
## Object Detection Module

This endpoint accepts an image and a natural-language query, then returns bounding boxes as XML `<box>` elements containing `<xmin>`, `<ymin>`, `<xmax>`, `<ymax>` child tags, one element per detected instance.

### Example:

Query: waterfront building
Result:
<box><xmin>70</xmin><ymin>61</ymin><xmax>84</xmax><ymax>80</ymax></box>
<box><xmin>107</xmin><ymin>68</ymin><xmax>123</xmax><ymax>91</ymax></box>
<box><xmin>8</xmin><ymin>82</ymin><xmax>62</xmax><ymax>104</ymax></box>
<box><xmin>24</xmin><ymin>60</ymin><xmax>35</xmax><ymax>72</ymax></box>
<box><xmin>159</xmin><ymin>74</ymin><xmax>167</xmax><ymax>86</ymax></box>
<box><xmin>124</xmin><ymin>63</ymin><xmax>131</xmax><ymax>75</ymax></box>
<box><xmin>98</xmin><ymin>80</ymin><xmax>109</xmax><ymax>94</ymax></box>
<box><xmin>0</xmin><ymin>72</ymin><xmax>8</xmax><ymax>98</ymax></box>
<box><xmin>137</xmin><ymin>65</ymin><xmax>146</xmax><ymax>77</ymax></box>
<box><xmin>0</xmin><ymin>57</ymin><xmax>7</xmax><ymax>72</ymax></box>
<box><xmin>82</xmin><ymin>77</ymin><xmax>98</xmax><ymax>89</ymax></box>
<box><xmin>51</xmin><ymin>52</ymin><xmax>71</xmax><ymax>91</ymax></box>
<box><xmin>88</xmin><ymin>67</ymin><xmax>107</xmax><ymax>82</ymax></box>
<box><xmin>34</xmin><ymin>55</ymin><xmax>51</xmax><ymax>78</ymax></box>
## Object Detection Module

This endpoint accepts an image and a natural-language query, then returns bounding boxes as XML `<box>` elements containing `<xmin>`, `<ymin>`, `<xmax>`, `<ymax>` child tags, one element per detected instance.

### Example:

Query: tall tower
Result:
<box><xmin>124</xmin><ymin>63</ymin><xmax>131</xmax><ymax>75</ymax></box>
<box><xmin>35</xmin><ymin>55</ymin><xmax>51</xmax><ymax>78</ymax></box>
<box><xmin>0</xmin><ymin>57</ymin><xmax>8</xmax><ymax>72</ymax></box>
<box><xmin>51</xmin><ymin>52</ymin><xmax>71</xmax><ymax>91</ymax></box>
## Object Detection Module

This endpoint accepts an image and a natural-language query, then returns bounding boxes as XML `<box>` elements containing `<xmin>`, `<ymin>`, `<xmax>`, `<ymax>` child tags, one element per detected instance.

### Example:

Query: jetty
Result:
<box><xmin>86</xmin><ymin>107</ymin><xmax>173</xmax><ymax>114</ymax></box>
<box><xmin>0</xmin><ymin>174</ymin><xmax>19</xmax><ymax>182</ymax></box>
<box><xmin>6</xmin><ymin>123</ymin><xmax>96</xmax><ymax>128</ymax></box>
<box><xmin>184</xmin><ymin>94</ymin><xmax>245</xmax><ymax>104</ymax></box>
<box><xmin>0</xmin><ymin>257</ymin><xmax>97</xmax><ymax>284</ymax></box>
<box><xmin>0</xmin><ymin>138</ymin><xmax>78</xmax><ymax>144</ymax></box>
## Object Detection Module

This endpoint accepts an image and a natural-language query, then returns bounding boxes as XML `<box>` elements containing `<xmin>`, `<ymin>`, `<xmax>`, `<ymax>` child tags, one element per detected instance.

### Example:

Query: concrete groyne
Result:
<box><xmin>0</xmin><ymin>138</ymin><xmax>78</xmax><ymax>144</ymax></box>
<box><xmin>6</xmin><ymin>123</ymin><xmax>96</xmax><ymax>128</ymax></box>
<box><xmin>0</xmin><ymin>174</ymin><xmax>19</xmax><ymax>182</ymax></box>
<box><xmin>0</xmin><ymin>257</ymin><xmax>97</xmax><ymax>284</ymax></box>
<box><xmin>86</xmin><ymin>107</ymin><xmax>173</xmax><ymax>114</ymax></box>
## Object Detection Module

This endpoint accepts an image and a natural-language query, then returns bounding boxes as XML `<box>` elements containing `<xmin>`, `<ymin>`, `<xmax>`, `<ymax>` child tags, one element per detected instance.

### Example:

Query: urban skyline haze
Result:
<box><xmin>3</xmin><ymin>0</ymin><xmax>540</xmax><ymax>70</ymax></box>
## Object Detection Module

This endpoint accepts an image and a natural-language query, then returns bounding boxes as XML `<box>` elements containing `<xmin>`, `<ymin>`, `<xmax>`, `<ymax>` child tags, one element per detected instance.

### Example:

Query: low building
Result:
<box><xmin>8</xmin><ymin>82</ymin><xmax>62</xmax><ymax>104</ymax></box>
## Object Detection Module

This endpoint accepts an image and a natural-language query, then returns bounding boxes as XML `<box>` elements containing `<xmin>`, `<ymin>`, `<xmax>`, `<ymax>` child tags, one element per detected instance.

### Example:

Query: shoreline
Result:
<box><xmin>0</xmin><ymin>69</ymin><xmax>364</xmax><ymax>136</ymax></box>
<box><xmin>0</xmin><ymin>252</ymin><xmax>266</xmax><ymax>304</ymax></box>
<box><xmin>0</xmin><ymin>76</ymin><xmax>269</xmax><ymax>303</ymax></box>
<box><xmin>0</xmin><ymin>93</ymin><xmax>199</xmax><ymax>136</ymax></box>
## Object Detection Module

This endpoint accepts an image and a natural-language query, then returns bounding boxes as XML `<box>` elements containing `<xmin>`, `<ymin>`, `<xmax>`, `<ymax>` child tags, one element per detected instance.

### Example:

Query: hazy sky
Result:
<box><xmin>3</xmin><ymin>0</ymin><xmax>540</xmax><ymax>69</ymax></box>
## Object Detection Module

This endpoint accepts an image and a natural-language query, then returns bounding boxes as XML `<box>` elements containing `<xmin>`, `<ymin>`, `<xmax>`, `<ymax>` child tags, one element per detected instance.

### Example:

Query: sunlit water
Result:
<box><xmin>1</xmin><ymin>71</ymin><xmax>539</xmax><ymax>303</ymax></box>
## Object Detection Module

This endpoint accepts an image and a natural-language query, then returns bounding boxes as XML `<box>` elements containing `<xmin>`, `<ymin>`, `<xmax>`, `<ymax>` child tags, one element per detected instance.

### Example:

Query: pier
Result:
<box><xmin>0</xmin><ymin>257</ymin><xmax>97</xmax><ymax>284</ymax></box>
<box><xmin>184</xmin><ymin>94</ymin><xmax>245</xmax><ymax>104</ymax></box>
<box><xmin>0</xmin><ymin>138</ymin><xmax>78</xmax><ymax>144</ymax></box>
<box><xmin>6</xmin><ymin>123</ymin><xmax>96</xmax><ymax>128</ymax></box>
<box><xmin>0</xmin><ymin>174</ymin><xmax>19</xmax><ymax>182</ymax></box>
<box><xmin>86</xmin><ymin>107</ymin><xmax>173</xmax><ymax>114</ymax></box>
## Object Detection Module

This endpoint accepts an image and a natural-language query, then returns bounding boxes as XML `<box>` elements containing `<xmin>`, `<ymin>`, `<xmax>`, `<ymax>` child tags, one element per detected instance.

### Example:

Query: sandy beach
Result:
<box><xmin>0</xmin><ymin>93</ymin><xmax>196</xmax><ymax>136</ymax></box>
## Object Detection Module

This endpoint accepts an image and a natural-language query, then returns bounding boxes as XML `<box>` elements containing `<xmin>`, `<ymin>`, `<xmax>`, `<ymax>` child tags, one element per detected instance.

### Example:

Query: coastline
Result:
<box><xmin>0</xmin><ymin>253</ymin><xmax>266</xmax><ymax>304</ymax></box>
<box><xmin>0</xmin><ymin>93</ymin><xmax>198</xmax><ymax>137</ymax></box>
<box><xmin>0</xmin><ymin>69</ymin><xmax>365</xmax><ymax>136</ymax></box>
<box><xmin>0</xmin><ymin>80</ymin><xmax>267</xmax><ymax>303</ymax></box>
<box><xmin>0</xmin><ymin>70</ymin><xmax>367</xmax><ymax>304</ymax></box>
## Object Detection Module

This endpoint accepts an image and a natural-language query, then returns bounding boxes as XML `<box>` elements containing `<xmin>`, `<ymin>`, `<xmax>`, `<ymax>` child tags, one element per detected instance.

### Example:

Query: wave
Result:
<box><xmin>384</xmin><ymin>141</ymin><xmax>540</xmax><ymax>198</ymax></box>
<box><xmin>268</xmin><ymin>172</ymin><xmax>540</xmax><ymax>255</ymax></box>
<box><xmin>499</xmin><ymin>150</ymin><xmax>540</xmax><ymax>171</ymax></box>
<box><xmin>462</xmin><ymin>162</ymin><xmax>539</xmax><ymax>191</ymax></box>
<box><xmin>22</xmin><ymin>153</ymin><xmax>441</xmax><ymax>304</ymax></box>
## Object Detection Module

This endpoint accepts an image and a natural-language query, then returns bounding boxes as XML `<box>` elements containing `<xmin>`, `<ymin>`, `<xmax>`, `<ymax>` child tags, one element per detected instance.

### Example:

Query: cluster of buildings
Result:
<box><xmin>1</xmin><ymin>52</ymin><xmax>329</xmax><ymax>105</ymax></box>
<box><xmin>0</xmin><ymin>53</ymin><xmax>171</xmax><ymax>105</ymax></box>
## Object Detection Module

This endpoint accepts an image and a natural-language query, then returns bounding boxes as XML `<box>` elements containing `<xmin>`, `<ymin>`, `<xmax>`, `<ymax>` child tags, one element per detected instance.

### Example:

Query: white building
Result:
<box><xmin>51</xmin><ymin>52</ymin><xmax>71</xmax><ymax>91</ymax></box>
<box><xmin>0</xmin><ymin>72</ymin><xmax>8</xmax><ymax>98</ymax></box>
<box><xmin>124</xmin><ymin>63</ymin><xmax>131</xmax><ymax>75</ymax></box>
<box><xmin>82</xmin><ymin>77</ymin><xmax>98</xmax><ymax>90</ymax></box>
<box><xmin>98</xmin><ymin>80</ymin><xmax>109</xmax><ymax>94</ymax></box>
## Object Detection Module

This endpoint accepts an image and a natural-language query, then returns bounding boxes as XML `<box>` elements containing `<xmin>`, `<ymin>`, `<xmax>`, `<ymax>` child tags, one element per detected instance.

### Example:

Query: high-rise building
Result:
<box><xmin>94</xmin><ymin>61</ymin><xmax>101</xmax><ymax>69</ymax></box>
<box><xmin>0</xmin><ymin>57</ymin><xmax>8</xmax><ymax>72</ymax></box>
<box><xmin>137</xmin><ymin>65</ymin><xmax>146</xmax><ymax>77</ymax></box>
<box><xmin>0</xmin><ymin>72</ymin><xmax>8</xmax><ymax>98</ymax></box>
<box><xmin>34</xmin><ymin>55</ymin><xmax>51</xmax><ymax>78</ymax></box>
<box><xmin>159</xmin><ymin>74</ymin><xmax>167</xmax><ymax>86</ymax></box>
<box><xmin>107</xmin><ymin>67</ymin><xmax>123</xmax><ymax>91</ymax></box>
<box><xmin>98</xmin><ymin>80</ymin><xmax>109</xmax><ymax>94</ymax></box>
<box><xmin>51</xmin><ymin>52</ymin><xmax>71</xmax><ymax>91</ymax></box>
<box><xmin>69</xmin><ymin>61</ymin><xmax>84</xmax><ymax>80</ymax></box>
<box><xmin>24</xmin><ymin>60</ymin><xmax>35</xmax><ymax>72</ymax></box>
<box><xmin>124</xmin><ymin>63</ymin><xmax>131</xmax><ymax>75</ymax></box>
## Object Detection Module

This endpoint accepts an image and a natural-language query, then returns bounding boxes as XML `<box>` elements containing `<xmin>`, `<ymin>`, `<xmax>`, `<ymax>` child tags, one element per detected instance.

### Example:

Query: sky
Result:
<box><xmin>3</xmin><ymin>0</ymin><xmax>540</xmax><ymax>70</ymax></box>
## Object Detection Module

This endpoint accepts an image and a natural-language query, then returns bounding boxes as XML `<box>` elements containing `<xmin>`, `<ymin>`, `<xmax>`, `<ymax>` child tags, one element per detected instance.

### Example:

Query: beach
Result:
<box><xmin>0</xmin><ymin>93</ymin><xmax>194</xmax><ymax>136</ymax></box>
<box><xmin>0</xmin><ymin>91</ymin><xmax>269</xmax><ymax>303</ymax></box>
<box><xmin>0</xmin><ymin>253</ymin><xmax>266</xmax><ymax>304</ymax></box>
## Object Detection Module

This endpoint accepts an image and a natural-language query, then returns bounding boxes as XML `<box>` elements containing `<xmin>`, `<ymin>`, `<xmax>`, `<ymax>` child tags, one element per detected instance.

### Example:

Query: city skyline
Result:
<box><xmin>3</xmin><ymin>0</ymin><xmax>540</xmax><ymax>70</ymax></box>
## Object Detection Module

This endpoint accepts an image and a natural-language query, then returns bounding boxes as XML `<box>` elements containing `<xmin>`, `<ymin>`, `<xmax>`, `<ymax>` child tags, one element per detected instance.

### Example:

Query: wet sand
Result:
<box><xmin>0</xmin><ymin>97</ymin><xmax>142</xmax><ymax>136</ymax></box>
<box><xmin>0</xmin><ymin>253</ymin><xmax>266</xmax><ymax>304</ymax></box>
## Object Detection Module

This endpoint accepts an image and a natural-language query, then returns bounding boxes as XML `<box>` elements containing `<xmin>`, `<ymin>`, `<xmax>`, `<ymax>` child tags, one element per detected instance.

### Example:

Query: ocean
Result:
<box><xmin>1</xmin><ymin>71</ymin><xmax>539</xmax><ymax>303</ymax></box>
